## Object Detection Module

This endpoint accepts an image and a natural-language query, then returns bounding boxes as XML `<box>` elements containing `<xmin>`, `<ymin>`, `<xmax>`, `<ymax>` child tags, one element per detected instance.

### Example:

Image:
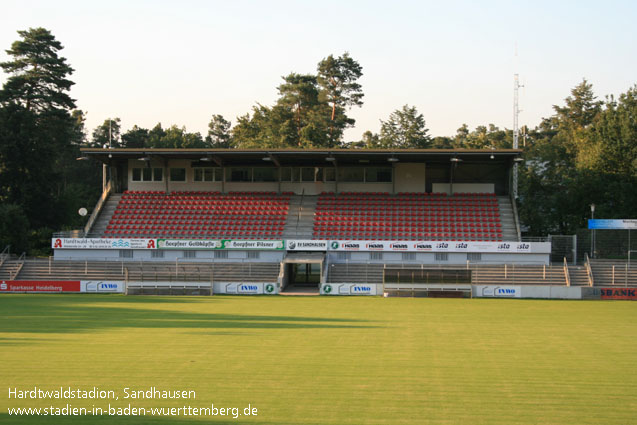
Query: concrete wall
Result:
<box><xmin>328</xmin><ymin>252</ymin><xmax>550</xmax><ymax>265</ymax></box>
<box><xmin>54</xmin><ymin>249</ymin><xmax>286</xmax><ymax>263</ymax></box>
<box><xmin>432</xmin><ymin>183</ymin><xmax>495</xmax><ymax>194</ymax></box>
<box><xmin>394</xmin><ymin>163</ymin><xmax>426</xmax><ymax>193</ymax></box>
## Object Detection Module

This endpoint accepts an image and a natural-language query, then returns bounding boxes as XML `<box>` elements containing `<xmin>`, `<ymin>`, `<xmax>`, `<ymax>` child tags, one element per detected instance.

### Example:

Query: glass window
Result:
<box><xmin>153</xmin><ymin>168</ymin><xmax>163</xmax><ymax>181</ymax></box>
<box><xmin>183</xmin><ymin>251</ymin><xmax>196</xmax><ymax>258</ymax></box>
<box><xmin>280</xmin><ymin>167</ymin><xmax>292</xmax><ymax>182</ymax></box>
<box><xmin>194</xmin><ymin>168</ymin><xmax>203</xmax><ymax>182</ymax></box>
<box><xmin>228</xmin><ymin>168</ymin><xmax>252</xmax><ymax>182</ymax></box>
<box><xmin>301</xmin><ymin>167</ymin><xmax>315</xmax><ymax>182</ymax></box>
<box><xmin>170</xmin><ymin>168</ymin><xmax>186</xmax><ymax>182</ymax></box>
<box><xmin>194</xmin><ymin>167</ymin><xmax>218</xmax><ymax>182</ymax></box>
<box><xmin>204</xmin><ymin>168</ymin><xmax>214</xmax><ymax>181</ymax></box>
<box><xmin>435</xmin><ymin>253</ymin><xmax>449</xmax><ymax>261</ymax></box>
<box><xmin>253</xmin><ymin>167</ymin><xmax>277</xmax><ymax>182</ymax></box>
<box><xmin>467</xmin><ymin>253</ymin><xmax>482</xmax><ymax>262</ymax></box>
<box><xmin>324</xmin><ymin>167</ymin><xmax>335</xmax><ymax>182</ymax></box>
<box><xmin>366</xmin><ymin>167</ymin><xmax>392</xmax><ymax>182</ymax></box>
<box><xmin>151</xmin><ymin>250</ymin><xmax>164</xmax><ymax>258</ymax></box>
<box><xmin>214</xmin><ymin>168</ymin><xmax>223</xmax><ymax>181</ymax></box>
<box><xmin>132</xmin><ymin>168</ymin><xmax>142</xmax><ymax>181</ymax></box>
<box><xmin>402</xmin><ymin>252</ymin><xmax>416</xmax><ymax>261</ymax></box>
<box><xmin>247</xmin><ymin>251</ymin><xmax>260</xmax><ymax>259</ymax></box>
<box><xmin>142</xmin><ymin>167</ymin><xmax>152</xmax><ymax>181</ymax></box>
<box><xmin>338</xmin><ymin>167</ymin><xmax>364</xmax><ymax>182</ymax></box>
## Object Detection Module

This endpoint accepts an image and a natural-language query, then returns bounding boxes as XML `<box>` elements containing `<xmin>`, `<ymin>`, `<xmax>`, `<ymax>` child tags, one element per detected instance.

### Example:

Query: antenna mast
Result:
<box><xmin>512</xmin><ymin>44</ymin><xmax>522</xmax><ymax>199</ymax></box>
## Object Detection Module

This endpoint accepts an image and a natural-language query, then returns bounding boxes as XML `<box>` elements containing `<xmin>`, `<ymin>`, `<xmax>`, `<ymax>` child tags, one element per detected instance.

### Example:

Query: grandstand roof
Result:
<box><xmin>81</xmin><ymin>148</ymin><xmax>523</xmax><ymax>166</ymax></box>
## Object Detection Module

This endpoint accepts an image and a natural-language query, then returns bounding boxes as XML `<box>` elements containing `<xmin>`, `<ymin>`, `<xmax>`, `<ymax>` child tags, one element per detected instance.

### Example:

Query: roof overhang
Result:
<box><xmin>79</xmin><ymin>148</ymin><xmax>523</xmax><ymax>166</ymax></box>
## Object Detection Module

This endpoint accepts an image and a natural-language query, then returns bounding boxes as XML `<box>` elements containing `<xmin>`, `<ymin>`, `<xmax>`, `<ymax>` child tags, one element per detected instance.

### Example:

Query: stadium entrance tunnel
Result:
<box><xmin>280</xmin><ymin>253</ymin><xmax>325</xmax><ymax>295</ymax></box>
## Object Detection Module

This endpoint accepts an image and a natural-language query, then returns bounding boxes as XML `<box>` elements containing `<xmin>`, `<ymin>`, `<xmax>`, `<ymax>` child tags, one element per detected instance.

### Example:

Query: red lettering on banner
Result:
<box><xmin>0</xmin><ymin>281</ymin><xmax>81</xmax><ymax>292</ymax></box>
<box><xmin>600</xmin><ymin>288</ymin><xmax>637</xmax><ymax>300</ymax></box>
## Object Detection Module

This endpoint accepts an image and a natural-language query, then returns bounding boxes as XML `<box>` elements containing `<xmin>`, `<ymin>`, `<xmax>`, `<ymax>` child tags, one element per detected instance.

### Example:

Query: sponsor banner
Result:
<box><xmin>222</xmin><ymin>283</ymin><xmax>278</xmax><ymax>295</ymax></box>
<box><xmin>158</xmin><ymin>239</ymin><xmax>221</xmax><ymax>250</ymax></box>
<box><xmin>321</xmin><ymin>283</ymin><xmax>378</xmax><ymax>296</ymax></box>
<box><xmin>588</xmin><ymin>219</ymin><xmax>637</xmax><ymax>230</ymax></box>
<box><xmin>222</xmin><ymin>240</ymin><xmax>284</xmax><ymax>250</ymax></box>
<box><xmin>52</xmin><ymin>238</ymin><xmax>157</xmax><ymax>250</ymax></box>
<box><xmin>328</xmin><ymin>240</ymin><xmax>548</xmax><ymax>253</ymax></box>
<box><xmin>0</xmin><ymin>280</ymin><xmax>81</xmax><ymax>292</ymax></box>
<box><xmin>286</xmin><ymin>240</ymin><xmax>328</xmax><ymax>251</ymax></box>
<box><xmin>81</xmin><ymin>281</ymin><xmax>125</xmax><ymax>293</ymax></box>
<box><xmin>476</xmin><ymin>285</ymin><xmax>521</xmax><ymax>298</ymax></box>
<box><xmin>600</xmin><ymin>287</ymin><xmax>637</xmax><ymax>300</ymax></box>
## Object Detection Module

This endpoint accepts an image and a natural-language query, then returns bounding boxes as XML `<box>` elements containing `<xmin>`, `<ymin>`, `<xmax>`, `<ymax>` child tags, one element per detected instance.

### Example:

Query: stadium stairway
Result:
<box><xmin>568</xmin><ymin>265</ymin><xmax>591</xmax><ymax>286</ymax></box>
<box><xmin>88</xmin><ymin>193</ymin><xmax>122</xmax><ymax>237</ymax></box>
<box><xmin>497</xmin><ymin>197</ymin><xmax>519</xmax><ymax>241</ymax></box>
<box><xmin>282</xmin><ymin>195</ymin><xmax>317</xmax><ymax>240</ymax></box>
<box><xmin>590</xmin><ymin>259</ymin><xmax>637</xmax><ymax>286</ymax></box>
<box><xmin>0</xmin><ymin>258</ymin><xmax>24</xmax><ymax>280</ymax></box>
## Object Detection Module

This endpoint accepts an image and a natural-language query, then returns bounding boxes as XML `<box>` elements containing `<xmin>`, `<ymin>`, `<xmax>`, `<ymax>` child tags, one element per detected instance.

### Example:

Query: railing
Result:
<box><xmin>510</xmin><ymin>193</ymin><xmax>522</xmax><ymax>241</ymax></box>
<box><xmin>11</xmin><ymin>252</ymin><xmax>26</xmax><ymax>280</ymax></box>
<box><xmin>83</xmin><ymin>179</ymin><xmax>113</xmax><ymax>235</ymax></box>
<box><xmin>563</xmin><ymin>257</ymin><xmax>571</xmax><ymax>287</ymax></box>
<box><xmin>0</xmin><ymin>245</ymin><xmax>10</xmax><ymax>269</ymax></box>
<box><xmin>585</xmin><ymin>253</ymin><xmax>594</xmax><ymax>287</ymax></box>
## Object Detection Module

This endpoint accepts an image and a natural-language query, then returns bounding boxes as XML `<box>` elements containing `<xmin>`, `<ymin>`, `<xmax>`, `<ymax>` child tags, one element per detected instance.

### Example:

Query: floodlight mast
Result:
<box><xmin>513</xmin><ymin>73</ymin><xmax>523</xmax><ymax>199</ymax></box>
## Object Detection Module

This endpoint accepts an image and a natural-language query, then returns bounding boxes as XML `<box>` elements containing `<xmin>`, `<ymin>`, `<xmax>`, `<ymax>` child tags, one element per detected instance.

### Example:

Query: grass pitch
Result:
<box><xmin>1</xmin><ymin>295</ymin><xmax>636</xmax><ymax>425</ymax></box>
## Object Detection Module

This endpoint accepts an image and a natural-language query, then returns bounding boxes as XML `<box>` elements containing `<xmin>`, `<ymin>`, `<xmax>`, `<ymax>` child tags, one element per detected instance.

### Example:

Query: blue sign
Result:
<box><xmin>588</xmin><ymin>219</ymin><xmax>637</xmax><ymax>230</ymax></box>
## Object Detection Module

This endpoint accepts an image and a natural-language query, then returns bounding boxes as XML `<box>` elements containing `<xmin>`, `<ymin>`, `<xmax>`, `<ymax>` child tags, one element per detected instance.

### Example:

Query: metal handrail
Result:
<box><xmin>563</xmin><ymin>257</ymin><xmax>571</xmax><ymax>287</ymax></box>
<box><xmin>83</xmin><ymin>179</ymin><xmax>113</xmax><ymax>235</ymax></box>
<box><xmin>585</xmin><ymin>253</ymin><xmax>594</xmax><ymax>287</ymax></box>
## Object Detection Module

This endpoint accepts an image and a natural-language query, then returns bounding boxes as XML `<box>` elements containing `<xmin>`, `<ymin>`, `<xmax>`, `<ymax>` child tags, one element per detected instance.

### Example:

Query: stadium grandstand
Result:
<box><xmin>2</xmin><ymin>148</ymin><xmax>634</xmax><ymax>297</ymax></box>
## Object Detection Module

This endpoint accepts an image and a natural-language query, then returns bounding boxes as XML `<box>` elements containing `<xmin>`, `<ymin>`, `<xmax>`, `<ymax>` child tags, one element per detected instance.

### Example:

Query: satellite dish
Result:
<box><xmin>78</xmin><ymin>208</ymin><xmax>88</xmax><ymax>217</ymax></box>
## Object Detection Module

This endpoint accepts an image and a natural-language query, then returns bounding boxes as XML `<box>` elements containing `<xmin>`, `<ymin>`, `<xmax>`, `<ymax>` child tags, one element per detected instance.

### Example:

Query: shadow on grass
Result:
<box><xmin>0</xmin><ymin>295</ymin><xmax>373</xmax><ymax>334</ymax></box>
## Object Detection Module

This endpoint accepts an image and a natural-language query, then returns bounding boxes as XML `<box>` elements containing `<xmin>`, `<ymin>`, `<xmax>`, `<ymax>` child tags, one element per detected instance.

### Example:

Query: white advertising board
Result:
<box><xmin>475</xmin><ymin>285</ymin><xmax>522</xmax><ymax>298</ymax></box>
<box><xmin>320</xmin><ymin>283</ymin><xmax>378</xmax><ymax>296</ymax></box>
<box><xmin>222</xmin><ymin>282</ymin><xmax>278</xmax><ymax>295</ymax></box>
<box><xmin>157</xmin><ymin>239</ymin><xmax>221</xmax><ymax>249</ymax></box>
<box><xmin>81</xmin><ymin>281</ymin><xmax>125</xmax><ymax>293</ymax></box>
<box><xmin>327</xmin><ymin>240</ymin><xmax>550</xmax><ymax>253</ymax></box>
<box><xmin>52</xmin><ymin>238</ymin><xmax>157</xmax><ymax>250</ymax></box>
<box><xmin>286</xmin><ymin>240</ymin><xmax>328</xmax><ymax>251</ymax></box>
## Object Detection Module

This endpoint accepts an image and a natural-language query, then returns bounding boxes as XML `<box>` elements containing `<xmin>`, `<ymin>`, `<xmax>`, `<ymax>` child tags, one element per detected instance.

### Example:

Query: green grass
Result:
<box><xmin>1</xmin><ymin>295</ymin><xmax>636</xmax><ymax>425</ymax></box>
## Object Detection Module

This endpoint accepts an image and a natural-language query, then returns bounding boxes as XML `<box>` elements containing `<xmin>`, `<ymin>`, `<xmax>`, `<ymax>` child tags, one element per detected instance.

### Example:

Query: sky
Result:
<box><xmin>1</xmin><ymin>0</ymin><xmax>636</xmax><ymax>142</ymax></box>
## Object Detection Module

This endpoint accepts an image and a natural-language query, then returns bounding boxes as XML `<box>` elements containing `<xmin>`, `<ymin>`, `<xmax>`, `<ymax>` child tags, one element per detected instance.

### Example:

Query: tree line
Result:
<box><xmin>0</xmin><ymin>28</ymin><xmax>635</xmax><ymax>254</ymax></box>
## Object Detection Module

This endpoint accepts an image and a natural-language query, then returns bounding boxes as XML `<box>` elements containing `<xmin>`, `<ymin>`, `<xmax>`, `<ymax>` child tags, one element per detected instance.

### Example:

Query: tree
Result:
<box><xmin>276</xmin><ymin>74</ymin><xmax>321</xmax><ymax>145</ymax></box>
<box><xmin>205</xmin><ymin>114</ymin><xmax>233</xmax><ymax>148</ymax></box>
<box><xmin>317</xmin><ymin>52</ymin><xmax>364</xmax><ymax>146</ymax></box>
<box><xmin>0</xmin><ymin>27</ymin><xmax>75</xmax><ymax>112</ymax></box>
<box><xmin>379</xmin><ymin>105</ymin><xmax>431</xmax><ymax>148</ymax></box>
<box><xmin>91</xmin><ymin>118</ymin><xmax>121</xmax><ymax>148</ymax></box>
<box><xmin>121</xmin><ymin>125</ymin><xmax>149</xmax><ymax>148</ymax></box>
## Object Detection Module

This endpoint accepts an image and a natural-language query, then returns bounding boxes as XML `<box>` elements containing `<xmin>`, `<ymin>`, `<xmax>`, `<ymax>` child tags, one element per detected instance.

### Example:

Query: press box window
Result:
<box><xmin>214</xmin><ymin>251</ymin><xmax>228</xmax><ymax>259</ymax></box>
<box><xmin>183</xmin><ymin>251</ymin><xmax>196</xmax><ymax>258</ymax></box>
<box><xmin>194</xmin><ymin>168</ymin><xmax>218</xmax><ymax>182</ymax></box>
<box><xmin>151</xmin><ymin>250</ymin><xmax>164</xmax><ymax>259</ymax></box>
<box><xmin>435</xmin><ymin>253</ymin><xmax>449</xmax><ymax>261</ymax></box>
<box><xmin>170</xmin><ymin>168</ymin><xmax>186</xmax><ymax>182</ymax></box>
<box><xmin>247</xmin><ymin>251</ymin><xmax>260</xmax><ymax>259</ymax></box>
<box><xmin>280</xmin><ymin>167</ymin><xmax>300</xmax><ymax>182</ymax></box>
<box><xmin>228</xmin><ymin>168</ymin><xmax>252</xmax><ymax>182</ymax></box>
<box><xmin>301</xmin><ymin>167</ymin><xmax>323</xmax><ymax>182</ymax></box>
<box><xmin>132</xmin><ymin>167</ymin><xmax>163</xmax><ymax>182</ymax></box>
<box><xmin>366</xmin><ymin>167</ymin><xmax>392</xmax><ymax>182</ymax></box>
<box><xmin>338</xmin><ymin>167</ymin><xmax>364</xmax><ymax>182</ymax></box>
<box><xmin>253</xmin><ymin>168</ymin><xmax>277</xmax><ymax>182</ymax></box>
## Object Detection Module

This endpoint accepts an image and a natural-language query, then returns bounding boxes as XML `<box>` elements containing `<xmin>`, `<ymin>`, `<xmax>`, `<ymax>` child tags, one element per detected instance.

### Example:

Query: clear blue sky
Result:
<box><xmin>1</xmin><ymin>0</ymin><xmax>635</xmax><ymax>141</ymax></box>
